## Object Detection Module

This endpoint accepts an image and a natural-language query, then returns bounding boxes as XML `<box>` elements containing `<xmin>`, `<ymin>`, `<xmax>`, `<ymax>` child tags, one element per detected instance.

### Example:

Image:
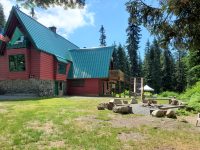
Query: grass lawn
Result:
<box><xmin>0</xmin><ymin>97</ymin><xmax>200</xmax><ymax>150</ymax></box>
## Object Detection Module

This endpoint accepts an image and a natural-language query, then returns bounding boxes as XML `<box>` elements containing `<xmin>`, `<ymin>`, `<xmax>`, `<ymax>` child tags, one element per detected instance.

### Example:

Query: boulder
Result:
<box><xmin>130</xmin><ymin>98</ymin><xmax>138</xmax><ymax>104</ymax></box>
<box><xmin>107</xmin><ymin>102</ymin><xmax>114</xmax><ymax>110</ymax></box>
<box><xmin>123</xmin><ymin>100</ymin><xmax>128</xmax><ymax>104</ymax></box>
<box><xmin>152</xmin><ymin>110</ymin><xmax>166</xmax><ymax>117</ymax></box>
<box><xmin>110</xmin><ymin>99</ymin><xmax>123</xmax><ymax>105</ymax></box>
<box><xmin>113</xmin><ymin>105</ymin><xmax>132</xmax><ymax>114</ymax></box>
<box><xmin>166</xmin><ymin>109</ymin><xmax>177</xmax><ymax>118</ymax></box>
<box><xmin>97</xmin><ymin>103</ymin><xmax>106</xmax><ymax>110</ymax></box>
<box><xmin>171</xmin><ymin>100</ymin><xmax>179</xmax><ymax>105</ymax></box>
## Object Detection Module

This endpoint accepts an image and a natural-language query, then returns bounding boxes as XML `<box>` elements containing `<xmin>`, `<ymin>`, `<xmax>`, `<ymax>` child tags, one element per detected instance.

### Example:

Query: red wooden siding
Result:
<box><xmin>0</xmin><ymin>48</ymin><xmax>30</xmax><ymax>80</ymax></box>
<box><xmin>0</xmin><ymin>48</ymin><xmax>69</xmax><ymax>81</ymax></box>
<box><xmin>55</xmin><ymin>62</ymin><xmax>68</xmax><ymax>81</ymax></box>
<box><xmin>39</xmin><ymin>52</ymin><xmax>54</xmax><ymax>80</ymax></box>
<box><xmin>67</xmin><ymin>78</ymin><xmax>102</xmax><ymax>96</ymax></box>
<box><xmin>30</xmin><ymin>48</ymin><xmax>40</xmax><ymax>78</ymax></box>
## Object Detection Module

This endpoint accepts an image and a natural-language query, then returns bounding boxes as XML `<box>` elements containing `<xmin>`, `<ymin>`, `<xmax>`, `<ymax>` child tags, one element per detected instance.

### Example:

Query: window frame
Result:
<box><xmin>58</xmin><ymin>62</ymin><xmax>66</xmax><ymax>75</ymax></box>
<box><xmin>9</xmin><ymin>54</ymin><xmax>26</xmax><ymax>72</ymax></box>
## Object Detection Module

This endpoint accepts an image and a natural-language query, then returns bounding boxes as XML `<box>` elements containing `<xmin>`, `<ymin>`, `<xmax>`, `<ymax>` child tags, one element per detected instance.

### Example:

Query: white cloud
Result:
<box><xmin>0</xmin><ymin>0</ymin><xmax>95</xmax><ymax>38</ymax></box>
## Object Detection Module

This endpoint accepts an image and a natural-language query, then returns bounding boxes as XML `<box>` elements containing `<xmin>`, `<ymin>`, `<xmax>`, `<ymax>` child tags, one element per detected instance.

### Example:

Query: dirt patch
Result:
<box><xmin>49</xmin><ymin>141</ymin><xmax>65</xmax><ymax>148</ymax></box>
<box><xmin>118</xmin><ymin>132</ymin><xmax>148</xmax><ymax>142</ymax></box>
<box><xmin>74</xmin><ymin>115</ymin><xmax>102</xmax><ymax>131</ymax></box>
<box><xmin>110</xmin><ymin>115</ymin><xmax>200</xmax><ymax>132</ymax></box>
<box><xmin>0</xmin><ymin>108</ymin><xmax>7</xmax><ymax>113</ymax></box>
<box><xmin>26</xmin><ymin>121</ymin><xmax>56</xmax><ymax>134</ymax></box>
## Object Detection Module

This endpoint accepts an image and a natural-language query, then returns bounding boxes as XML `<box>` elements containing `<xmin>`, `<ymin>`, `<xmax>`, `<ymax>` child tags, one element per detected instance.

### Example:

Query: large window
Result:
<box><xmin>71</xmin><ymin>79</ymin><xmax>85</xmax><ymax>87</ymax></box>
<box><xmin>9</xmin><ymin>54</ymin><xmax>25</xmax><ymax>72</ymax></box>
<box><xmin>58</xmin><ymin>63</ymin><xmax>66</xmax><ymax>74</ymax></box>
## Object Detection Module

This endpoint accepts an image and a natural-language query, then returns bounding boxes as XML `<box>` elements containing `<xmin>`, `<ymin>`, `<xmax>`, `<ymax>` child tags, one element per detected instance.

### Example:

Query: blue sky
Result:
<box><xmin>70</xmin><ymin>0</ymin><xmax>153</xmax><ymax>58</ymax></box>
<box><xmin>2</xmin><ymin>0</ymin><xmax>157</xmax><ymax>58</ymax></box>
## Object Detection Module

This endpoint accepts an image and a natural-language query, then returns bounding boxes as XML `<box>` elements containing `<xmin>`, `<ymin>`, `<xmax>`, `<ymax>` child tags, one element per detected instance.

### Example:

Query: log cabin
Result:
<box><xmin>0</xmin><ymin>7</ymin><xmax>124</xmax><ymax>97</ymax></box>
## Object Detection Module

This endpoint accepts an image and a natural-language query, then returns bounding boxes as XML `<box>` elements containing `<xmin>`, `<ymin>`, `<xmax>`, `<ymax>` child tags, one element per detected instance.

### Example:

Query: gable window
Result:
<box><xmin>71</xmin><ymin>79</ymin><xmax>85</xmax><ymax>87</ymax></box>
<box><xmin>9</xmin><ymin>54</ymin><xmax>25</xmax><ymax>72</ymax></box>
<box><xmin>58</xmin><ymin>63</ymin><xmax>66</xmax><ymax>74</ymax></box>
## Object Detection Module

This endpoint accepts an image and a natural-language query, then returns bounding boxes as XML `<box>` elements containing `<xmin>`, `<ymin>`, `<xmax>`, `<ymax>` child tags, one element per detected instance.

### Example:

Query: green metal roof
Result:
<box><xmin>7</xmin><ymin>7</ymin><xmax>79</xmax><ymax>63</ymax></box>
<box><xmin>68</xmin><ymin>46</ymin><xmax>114</xmax><ymax>79</ymax></box>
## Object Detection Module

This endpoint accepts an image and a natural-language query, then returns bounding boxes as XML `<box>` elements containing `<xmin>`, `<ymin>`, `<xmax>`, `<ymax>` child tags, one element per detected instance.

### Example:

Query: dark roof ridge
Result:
<box><xmin>13</xmin><ymin>7</ymin><xmax>79</xmax><ymax>49</ymax></box>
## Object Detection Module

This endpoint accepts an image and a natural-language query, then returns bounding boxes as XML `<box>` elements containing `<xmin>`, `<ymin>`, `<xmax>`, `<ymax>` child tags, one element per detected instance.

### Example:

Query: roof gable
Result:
<box><xmin>68</xmin><ymin>46</ymin><xmax>114</xmax><ymax>79</ymax></box>
<box><xmin>3</xmin><ymin>7</ymin><xmax>79</xmax><ymax>62</ymax></box>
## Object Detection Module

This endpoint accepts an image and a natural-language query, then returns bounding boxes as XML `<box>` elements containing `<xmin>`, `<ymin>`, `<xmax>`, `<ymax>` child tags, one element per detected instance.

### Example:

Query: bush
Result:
<box><xmin>176</xmin><ymin>109</ymin><xmax>190</xmax><ymax>116</ymax></box>
<box><xmin>158</xmin><ymin>91</ymin><xmax>179</xmax><ymax>98</ymax></box>
<box><xmin>188</xmin><ymin>93</ymin><xmax>200</xmax><ymax>112</ymax></box>
<box><xmin>180</xmin><ymin>81</ymin><xmax>200</xmax><ymax>101</ymax></box>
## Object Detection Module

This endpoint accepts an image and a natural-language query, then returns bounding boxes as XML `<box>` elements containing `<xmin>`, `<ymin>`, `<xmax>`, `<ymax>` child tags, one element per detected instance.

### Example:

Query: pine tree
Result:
<box><xmin>174</xmin><ymin>50</ymin><xmax>187</xmax><ymax>92</ymax></box>
<box><xmin>137</xmin><ymin>52</ymin><xmax>143</xmax><ymax>77</ymax></box>
<box><xmin>151</xmin><ymin>39</ymin><xmax>162</xmax><ymax>93</ymax></box>
<box><xmin>112</xmin><ymin>43</ymin><xmax>119</xmax><ymax>70</ymax></box>
<box><xmin>126</xmin><ymin>1</ymin><xmax>141</xmax><ymax>77</ymax></box>
<box><xmin>117</xmin><ymin>44</ymin><xmax>127</xmax><ymax>74</ymax></box>
<box><xmin>0</xmin><ymin>3</ymin><xmax>5</xmax><ymax>28</ymax></box>
<box><xmin>143</xmin><ymin>40</ymin><xmax>151</xmax><ymax>85</ymax></box>
<box><xmin>99</xmin><ymin>25</ymin><xmax>106</xmax><ymax>47</ymax></box>
<box><xmin>161</xmin><ymin>48</ymin><xmax>175</xmax><ymax>91</ymax></box>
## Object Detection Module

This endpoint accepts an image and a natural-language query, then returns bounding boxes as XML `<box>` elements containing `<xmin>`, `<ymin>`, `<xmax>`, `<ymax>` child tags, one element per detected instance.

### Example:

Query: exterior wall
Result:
<box><xmin>40</xmin><ymin>52</ymin><xmax>54</xmax><ymax>80</ymax></box>
<box><xmin>0</xmin><ymin>48</ymin><xmax>30</xmax><ymax>80</ymax></box>
<box><xmin>67</xmin><ymin>78</ymin><xmax>102</xmax><ymax>96</ymax></box>
<box><xmin>30</xmin><ymin>48</ymin><xmax>40</xmax><ymax>78</ymax></box>
<box><xmin>55</xmin><ymin>62</ymin><xmax>68</xmax><ymax>81</ymax></box>
<box><xmin>0</xmin><ymin>79</ymin><xmax>54</xmax><ymax>96</ymax></box>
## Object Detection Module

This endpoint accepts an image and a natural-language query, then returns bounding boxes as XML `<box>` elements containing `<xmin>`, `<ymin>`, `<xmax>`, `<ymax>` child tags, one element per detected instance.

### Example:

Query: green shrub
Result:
<box><xmin>188</xmin><ymin>93</ymin><xmax>200</xmax><ymax>112</ymax></box>
<box><xmin>158</xmin><ymin>91</ymin><xmax>179</xmax><ymax>98</ymax></box>
<box><xmin>180</xmin><ymin>81</ymin><xmax>200</xmax><ymax>101</ymax></box>
<box><xmin>176</xmin><ymin>109</ymin><xmax>190</xmax><ymax>116</ymax></box>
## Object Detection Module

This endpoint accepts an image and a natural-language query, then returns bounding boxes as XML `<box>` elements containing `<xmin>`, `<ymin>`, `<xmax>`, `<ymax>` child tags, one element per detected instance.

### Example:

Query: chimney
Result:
<box><xmin>49</xmin><ymin>26</ymin><xmax>56</xmax><ymax>33</ymax></box>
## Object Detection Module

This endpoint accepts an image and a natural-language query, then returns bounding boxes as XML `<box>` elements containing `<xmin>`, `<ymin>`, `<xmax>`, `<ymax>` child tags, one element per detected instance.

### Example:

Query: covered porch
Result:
<box><xmin>101</xmin><ymin>70</ymin><xmax>125</xmax><ymax>96</ymax></box>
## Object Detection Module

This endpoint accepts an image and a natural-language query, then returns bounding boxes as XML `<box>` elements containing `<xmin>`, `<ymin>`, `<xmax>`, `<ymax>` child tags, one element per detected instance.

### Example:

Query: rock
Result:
<box><xmin>166</xmin><ymin>109</ymin><xmax>177</xmax><ymax>118</ymax></box>
<box><xmin>123</xmin><ymin>100</ymin><xmax>128</xmax><ymax>104</ymax></box>
<box><xmin>110</xmin><ymin>99</ymin><xmax>123</xmax><ymax>105</ymax></box>
<box><xmin>130</xmin><ymin>98</ymin><xmax>138</xmax><ymax>104</ymax></box>
<box><xmin>97</xmin><ymin>103</ymin><xmax>106</xmax><ymax>110</ymax></box>
<box><xmin>152</xmin><ymin>110</ymin><xmax>166</xmax><ymax>117</ymax></box>
<box><xmin>107</xmin><ymin>102</ymin><xmax>114</xmax><ymax>110</ymax></box>
<box><xmin>113</xmin><ymin>106</ymin><xmax>132</xmax><ymax>114</ymax></box>
<box><xmin>171</xmin><ymin>100</ymin><xmax>179</xmax><ymax>105</ymax></box>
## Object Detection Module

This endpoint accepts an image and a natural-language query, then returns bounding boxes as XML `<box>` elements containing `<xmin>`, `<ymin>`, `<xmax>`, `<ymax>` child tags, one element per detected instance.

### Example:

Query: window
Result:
<box><xmin>71</xmin><ymin>79</ymin><xmax>85</xmax><ymax>87</ymax></box>
<box><xmin>9</xmin><ymin>54</ymin><xmax>25</xmax><ymax>72</ymax></box>
<box><xmin>58</xmin><ymin>63</ymin><xmax>66</xmax><ymax>74</ymax></box>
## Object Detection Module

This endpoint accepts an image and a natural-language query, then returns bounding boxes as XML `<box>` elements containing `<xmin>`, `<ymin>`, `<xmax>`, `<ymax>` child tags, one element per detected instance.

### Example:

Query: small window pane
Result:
<box><xmin>58</xmin><ymin>63</ymin><xmax>66</xmax><ymax>74</ymax></box>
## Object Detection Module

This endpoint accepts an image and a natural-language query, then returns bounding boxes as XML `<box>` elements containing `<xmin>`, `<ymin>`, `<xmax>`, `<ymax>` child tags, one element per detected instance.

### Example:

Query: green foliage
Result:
<box><xmin>99</xmin><ymin>25</ymin><xmax>106</xmax><ymax>47</ymax></box>
<box><xmin>158</xmin><ymin>91</ymin><xmax>179</xmax><ymax>98</ymax></box>
<box><xmin>17</xmin><ymin>0</ymin><xmax>85</xmax><ymax>9</ymax></box>
<box><xmin>126</xmin><ymin>1</ymin><xmax>141</xmax><ymax>77</ymax></box>
<box><xmin>0</xmin><ymin>3</ymin><xmax>5</xmax><ymax>28</ymax></box>
<box><xmin>176</xmin><ymin>109</ymin><xmax>190</xmax><ymax>116</ymax></box>
<box><xmin>188</xmin><ymin>93</ymin><xmax>200</xmax><ymax>112</ymax></box>
<box><xmin>179</xmin><ymin>82</ymin><xmax>200</xmax><ymax>101</ymax></box>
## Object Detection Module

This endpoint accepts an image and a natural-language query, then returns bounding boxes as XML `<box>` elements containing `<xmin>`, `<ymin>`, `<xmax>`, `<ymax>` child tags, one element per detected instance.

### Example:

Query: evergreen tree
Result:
<box><xmin>0</xmin><ymin>3</ymin><xmax>5</xmax><ymax>28</ymax></box>
<box><xmin>112</xmin><ymin>43</ymin><xmax>119</xmax><ymax>70</ymax></box>
<box><xmin>161</xmin><ymin>48</ymin><xmax>175</xmax><ymax>91</ymax></box>
<box><xmin>126</xmin><ymin>1</ymin><xmax>141</xmax><ymax>77</ymax></box>
<box><xmin>129</xmin><ymin>0</ymin><xmax>200</xmax><ymax>85</ymax></box>
<box><xmin>174</xmin><ymin>50</ymin><xmax>187</xmax><ymax>92</ymax></box>
<box><xmin>137</xmin><ymin>52</ymin><xmax>143</xmax><ymax>77</ymax></box>
<box><xmin>117</xmin><ymin>44</ymin><xmax>127</xmax><ymax>74</ymax></box>
<box><xmin>151</xmin><ymin>39</ymin><xmax>162</xmax><ymax>93</ymax></box>
<box><xmin>143</xmin><ymin>40</ymin><xmax>151</xmax><ymax>86</ymax></box>
<box><xmin>99</xmin><ymin>25</ymin><xmax>106</xmax><ymax>47</ymax></box>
